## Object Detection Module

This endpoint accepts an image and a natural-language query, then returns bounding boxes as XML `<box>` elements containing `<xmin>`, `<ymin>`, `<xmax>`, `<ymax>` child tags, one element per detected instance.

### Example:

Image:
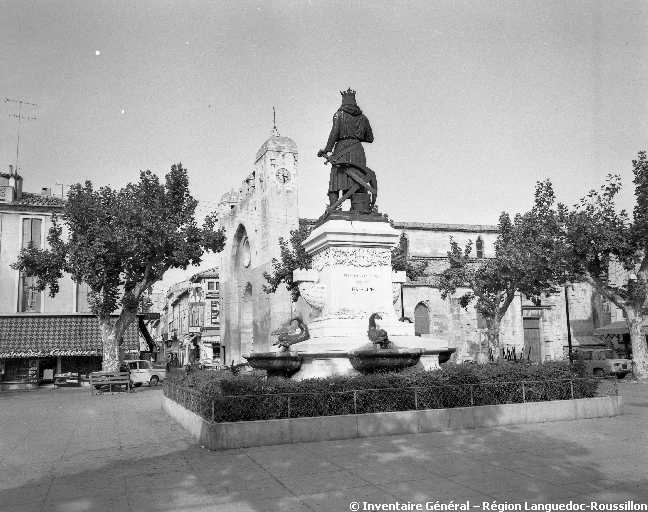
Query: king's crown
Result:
<box><xmin>340</xmin><ymin>87</ymin><xmax>356</xmax><ymax>97</ymax></box>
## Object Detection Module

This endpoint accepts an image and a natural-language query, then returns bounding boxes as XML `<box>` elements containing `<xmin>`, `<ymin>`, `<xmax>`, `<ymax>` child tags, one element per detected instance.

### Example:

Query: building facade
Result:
<box><xmin>0</xmin><ymin>169</ymin><xmax>139</xmax><ymax>389</ymax></box>
<box><xmin>189</xmin><ymin>268</ymin><xmax>220</xmax><ymax>365</ymax></box>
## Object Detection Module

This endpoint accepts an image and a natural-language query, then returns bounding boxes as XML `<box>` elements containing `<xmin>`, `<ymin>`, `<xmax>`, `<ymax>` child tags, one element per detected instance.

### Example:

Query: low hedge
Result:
<box><xmin>163</xmin><ymin>360</ymin><xmax>614</xmax><ymax>423</ymax></box>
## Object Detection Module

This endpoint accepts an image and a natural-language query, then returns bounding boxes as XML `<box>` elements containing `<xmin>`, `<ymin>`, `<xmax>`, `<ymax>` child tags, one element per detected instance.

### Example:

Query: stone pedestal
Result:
<box><xmin>291</xmin><ymin>215</ymin><xmax>448</xmax><ymax>380</ymax></box>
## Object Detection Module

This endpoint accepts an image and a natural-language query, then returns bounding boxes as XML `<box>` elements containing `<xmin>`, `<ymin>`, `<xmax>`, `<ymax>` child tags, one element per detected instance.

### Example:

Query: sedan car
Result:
<box><xmin>126</xmin><ymin>360</ymin><xmax>167</xmax><ymax>387</ymax></box>
<box><xmin>575</xmin><ymin>348</ymin><xmax>631</xmax><ymax>379</ymax></box>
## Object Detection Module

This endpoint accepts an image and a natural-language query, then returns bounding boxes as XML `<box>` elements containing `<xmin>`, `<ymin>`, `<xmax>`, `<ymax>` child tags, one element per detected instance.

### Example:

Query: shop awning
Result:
<box><xmin>0</xmin><ymin>315</ymin><xmax>140</xmax><ymax>358</ymax></box>
<box><xmin>593</xmin><ymin>319</ymin><xmax>648</xmax><ymax>336</ymax></box>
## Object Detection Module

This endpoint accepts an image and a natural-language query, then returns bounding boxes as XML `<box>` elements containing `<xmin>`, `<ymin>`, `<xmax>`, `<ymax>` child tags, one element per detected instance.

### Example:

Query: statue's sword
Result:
<box><xmin>319</xmin><ymin>152</ymin><xmax>378</xmax><ymax>212</ymax></box>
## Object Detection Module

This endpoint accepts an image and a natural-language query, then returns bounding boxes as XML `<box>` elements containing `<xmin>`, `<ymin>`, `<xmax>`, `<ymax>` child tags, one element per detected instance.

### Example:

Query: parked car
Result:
<box><xmin>126</xmin><ymin>360</ymin><xmax>167</xmax><ymax>387</ymax></box>
<box><xmin>575</xmin><ymin>348</ymin><xmax>631</xmax><ymax>379</ymax></box>
<box><xmin>198</xmin><ymin>361</ymin><xmax>221</xmax><ymax>371</ymax></box>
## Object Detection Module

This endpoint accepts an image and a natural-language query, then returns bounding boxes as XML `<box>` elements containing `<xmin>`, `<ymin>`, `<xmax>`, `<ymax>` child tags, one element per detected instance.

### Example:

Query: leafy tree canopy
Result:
<box><xmin>12</xmin><ymin>164</ymin><xmax>226</xmax><ymax>370</ymax></box>
<box><xmin>439</xmin><ymin>191</ymin><xmax>564</xmax><ymax>357</ymax></box>
<box><xmin>550</xmin><ymin>152</ymin><xmax>648</xmax><ymax>376</ymax></box>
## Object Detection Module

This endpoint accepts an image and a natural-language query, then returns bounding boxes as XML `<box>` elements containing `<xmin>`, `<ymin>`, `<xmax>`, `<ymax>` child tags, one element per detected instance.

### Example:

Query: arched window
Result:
<box><xmin>476</xmin><ymin>237</ymin><xmax>484</xmax><ymax>258</ymax></box>
<box><xmin>414</xmin><ymin>303</ymin><xmax>430</xmax><ymax>336</ymax></box>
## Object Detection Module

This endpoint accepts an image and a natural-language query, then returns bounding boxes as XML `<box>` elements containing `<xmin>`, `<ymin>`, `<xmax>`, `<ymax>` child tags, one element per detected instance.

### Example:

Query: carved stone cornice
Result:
<box><xmin>312</xmin><ymin>247</ymin><xmax>391</xmax><ymax>271</ymax></box>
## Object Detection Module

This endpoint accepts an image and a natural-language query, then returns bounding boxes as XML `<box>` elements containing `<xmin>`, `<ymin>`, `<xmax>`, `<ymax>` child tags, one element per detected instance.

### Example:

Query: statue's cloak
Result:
<box><xmin>324</xmin><ymin>105</ymin><xmax>374</xmax><ymax>192</ymax></box>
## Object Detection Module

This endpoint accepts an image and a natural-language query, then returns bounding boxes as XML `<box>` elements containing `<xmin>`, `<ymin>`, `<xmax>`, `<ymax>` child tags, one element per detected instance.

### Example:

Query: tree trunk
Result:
<box><xmin>627</xmin><ymin>310</ymin><xmax>648</xmax><ymax>379</ymax></box>
<box><xmin>484</xmin><ymin>318</ymin><xmax>502</xmax><ymax>361</ymax></box>
<box><xmin>100</xmin><ymin>319</ymin><xmax>120</xmax><ymax>372</ymax></box>
<box><xmin>98</xmin><ymin>310</ymin><xmax>139</xmax><ymax>372</ymax></box>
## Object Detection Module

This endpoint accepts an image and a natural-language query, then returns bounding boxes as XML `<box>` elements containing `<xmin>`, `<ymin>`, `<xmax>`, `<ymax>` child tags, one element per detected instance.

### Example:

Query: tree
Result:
<box><xmin>262</xmin><ymin>223</ymin><xmax>312</xmax><ymax>302</ymax></box>
<box><xmin>12</xmin><ymin>164</ymin><xmax>226</xmax><ymax>371</ymax></box>
<box><xmin>391</xmin><ymin>233</ymin><xmax>427</xmax><ymax>281</ymax></box>
<box><xmin>263</xmin><ymin>225</ymin><xmax>427</xmax><ymax>302</ymax></box>
<box><xmin>438</xmin><ymin>191</ymin><xmax>562</xmax><ymax>360</ymax></box>
<box><xmin>553</xmin><ymin>152</ymin><xmax>648</xmax><ymax>378</ymax></box>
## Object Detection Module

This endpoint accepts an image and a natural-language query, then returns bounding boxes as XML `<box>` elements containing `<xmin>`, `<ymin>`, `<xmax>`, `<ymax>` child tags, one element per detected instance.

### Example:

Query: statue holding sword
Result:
<box><xmin>317</xmin><ymin>88</ymin><xmax>377</xmax><ymax>214</ymax></box>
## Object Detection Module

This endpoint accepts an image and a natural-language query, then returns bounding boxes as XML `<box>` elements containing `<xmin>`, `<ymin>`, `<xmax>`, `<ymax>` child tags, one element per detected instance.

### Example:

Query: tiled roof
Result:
<box><xmin>190</xmin><ymin>267</ymin><xmax>219</xmax><ymax>282</ymax></box>
<box><xmin>392</xmin><ymin>221</ymin><xmax>498</xmax><ymax>232</ymax></box>
<box><xmin>0</xmin><ymin>192</ymin><xmax>66</xmax><ymax>213</ymax></box>
<box><xmin>0</xmin><ymin>315</ymin><xmax>139</xmax><ymax>357</ymax></box>
<box><xmin>14</xmin><ymin>192</ymin><xmax>66</xmax><ymax>207</ymax></box>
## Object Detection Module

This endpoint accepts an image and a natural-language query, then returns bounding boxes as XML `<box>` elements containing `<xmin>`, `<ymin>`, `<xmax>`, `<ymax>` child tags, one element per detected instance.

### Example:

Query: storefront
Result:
<box><xmin>200</xmin><ymin>326</ymin><xmax>220</xmax><ymax>365</ymax></box>
<box><xmin>0</xmin><ymin>314</ymin><xmax>140</xmax><ymax>390</ymax></box>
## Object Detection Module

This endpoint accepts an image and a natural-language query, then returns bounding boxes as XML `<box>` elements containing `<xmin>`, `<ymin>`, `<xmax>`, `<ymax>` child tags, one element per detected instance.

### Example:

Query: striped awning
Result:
<box><xmin>0</xmin><ymin>315</ymin><xmax>140</xmax><ymax>358</ymax></box>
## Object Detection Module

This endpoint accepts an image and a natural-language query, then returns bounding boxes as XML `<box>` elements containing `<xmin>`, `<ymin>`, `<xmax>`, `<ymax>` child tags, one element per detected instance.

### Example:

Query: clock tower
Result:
<box><xmin>253</xmin><ymin>133</ymin><xmax>299</xmax><ymax>261</ymax></box>
<box><xmin>216</xmin><ymin>131</ymin><xmax>299</xmax><ymax>365</ymax></box>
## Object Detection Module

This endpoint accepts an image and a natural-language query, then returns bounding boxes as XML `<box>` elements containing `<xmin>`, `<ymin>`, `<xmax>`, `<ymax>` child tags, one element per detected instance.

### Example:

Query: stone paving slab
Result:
<box><xmin>1</xmin><ymin>383</ymin><xmax>648</xmax><ymax>511</ymax></box>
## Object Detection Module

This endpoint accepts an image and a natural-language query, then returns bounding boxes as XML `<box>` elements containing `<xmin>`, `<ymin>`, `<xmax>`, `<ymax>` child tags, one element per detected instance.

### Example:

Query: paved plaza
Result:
<box><xmin>1</xmin><ymin>383</ymin><xmax>648</xmax><ymax>512</ymax></box>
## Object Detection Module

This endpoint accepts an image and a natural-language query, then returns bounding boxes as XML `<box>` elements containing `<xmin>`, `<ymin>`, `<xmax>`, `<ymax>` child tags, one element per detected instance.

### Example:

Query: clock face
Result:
<box><xmin>276</xmin><ymin>168</ymin><xmax>291</xmax><ymax>184</ymax></box>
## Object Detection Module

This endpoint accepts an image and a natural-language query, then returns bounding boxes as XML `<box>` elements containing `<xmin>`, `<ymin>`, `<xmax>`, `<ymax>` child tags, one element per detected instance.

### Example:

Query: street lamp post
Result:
<box><xmin>565</xmin><ymin>282</ymin><xmax>574</xmax><ymax>362</ymax></box>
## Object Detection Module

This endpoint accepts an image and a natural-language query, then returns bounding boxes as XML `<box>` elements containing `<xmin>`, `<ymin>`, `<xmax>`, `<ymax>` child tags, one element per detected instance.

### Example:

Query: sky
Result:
<box><xmin>2</xmin><ymin>0</ymin><xmax>648</xmax><ymax>285</ymax></box>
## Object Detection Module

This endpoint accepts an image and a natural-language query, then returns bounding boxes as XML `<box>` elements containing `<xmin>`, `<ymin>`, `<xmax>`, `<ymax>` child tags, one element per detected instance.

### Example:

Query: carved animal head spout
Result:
<box><xmin>368</xmin><ymin>313</ymin><xmax>390</xmax><ymax>349</ymax></box>
<box><xmin>272</xmin><ymin>317</ymin><xmax>310</xmax><ymax>351</ymax></box>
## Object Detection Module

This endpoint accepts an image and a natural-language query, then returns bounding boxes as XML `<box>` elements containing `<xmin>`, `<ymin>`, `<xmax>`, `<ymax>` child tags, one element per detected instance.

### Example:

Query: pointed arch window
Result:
<box><xmin>476</xmin><ymin>237</ymin><xmax>484</xmax><ymax>258</ymax></box>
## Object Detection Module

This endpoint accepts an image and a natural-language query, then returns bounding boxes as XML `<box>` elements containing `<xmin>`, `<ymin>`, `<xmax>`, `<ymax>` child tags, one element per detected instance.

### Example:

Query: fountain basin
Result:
<box><xmin>243</xmin><ymin>352</ymin><xmax>303</xmax><ymax>378</ymax></box>
<box><xmin>438</xmin><ymin>348</ymin><xmax>457</xmax><ymax>364</ymax></box>
<box><xmin>348</xmin><ymin>348</ymin><xmax>422</xmax><ymax>373</ymax></box>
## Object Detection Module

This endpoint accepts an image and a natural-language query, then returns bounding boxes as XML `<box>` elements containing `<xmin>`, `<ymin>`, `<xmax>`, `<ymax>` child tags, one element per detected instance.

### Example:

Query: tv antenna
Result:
<box><xmin>270</xmin><ymin>106</ymin><xmax>280</xmax><ymax>137</ymax></box>
<box><xmin>5</xmin><ymin>98</ymin><xmax>37</xmax><ymax>175</ymax></box>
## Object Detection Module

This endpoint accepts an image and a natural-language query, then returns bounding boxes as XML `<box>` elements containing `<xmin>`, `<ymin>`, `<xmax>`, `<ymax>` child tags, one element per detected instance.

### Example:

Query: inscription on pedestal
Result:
<box><xmin>346</xmin><ymin>272</ymin><xmax>379</xmax><ymax>293</ymax></box>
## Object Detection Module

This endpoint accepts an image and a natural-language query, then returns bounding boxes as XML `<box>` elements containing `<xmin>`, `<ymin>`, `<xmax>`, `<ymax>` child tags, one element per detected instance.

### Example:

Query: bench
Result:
<box><xmin>89</xmin><ymin>371</ymin><xmax>131</xmax><ymax>394</ymax></box>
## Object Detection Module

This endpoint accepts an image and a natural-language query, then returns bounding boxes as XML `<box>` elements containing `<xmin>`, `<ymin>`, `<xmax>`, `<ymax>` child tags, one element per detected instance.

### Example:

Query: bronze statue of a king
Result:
<box><xmin>318</xmin><ymin>88</ymin><xmax>376</xmax><ymax>213</ymax></box>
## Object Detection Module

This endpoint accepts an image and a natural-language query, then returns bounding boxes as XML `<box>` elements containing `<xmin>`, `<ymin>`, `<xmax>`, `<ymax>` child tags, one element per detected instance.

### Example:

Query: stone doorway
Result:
<box><xmin>523</xmin><ymin>317</ymin><xmax>542</xmax><ymax>362</ymax></box>
<box><xmin>415</xmin><ymin>303</ymin><xmax>430</xmax><ymax>336</ymax></box>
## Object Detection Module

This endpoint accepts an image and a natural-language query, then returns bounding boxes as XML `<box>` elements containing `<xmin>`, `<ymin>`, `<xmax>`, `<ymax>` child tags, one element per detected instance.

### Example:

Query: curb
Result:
<box><xmin>162</xmin><ymin>395</ymin><xmax>623</xmax><ymax>451</ymax></box>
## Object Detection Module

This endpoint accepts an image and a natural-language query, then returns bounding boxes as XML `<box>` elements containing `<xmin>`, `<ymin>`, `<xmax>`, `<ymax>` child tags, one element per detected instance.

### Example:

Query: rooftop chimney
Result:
<box><xmin>9</xmin><ymin>165</ymin><xmax>13</xmax><ymax>175</ymax></box>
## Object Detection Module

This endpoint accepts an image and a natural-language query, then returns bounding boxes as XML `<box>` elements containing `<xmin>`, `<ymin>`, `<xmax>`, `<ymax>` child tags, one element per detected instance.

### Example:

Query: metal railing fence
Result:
<box><xmin>164</xmin><ymin>377</ymin><xmax>617</xmax><ymax>424</ymax></box>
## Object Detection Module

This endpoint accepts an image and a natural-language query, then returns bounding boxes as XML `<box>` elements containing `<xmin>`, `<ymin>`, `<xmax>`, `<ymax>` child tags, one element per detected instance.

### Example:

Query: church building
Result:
<box><xmin>216</xmin><ymin>133</ymin><xmax>610</xmax><ymax>366</ymax></box>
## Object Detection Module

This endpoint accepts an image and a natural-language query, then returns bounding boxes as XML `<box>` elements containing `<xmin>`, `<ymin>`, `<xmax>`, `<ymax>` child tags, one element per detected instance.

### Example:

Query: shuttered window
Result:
<box><xmin>76</xmin><ymin>282</ymin><xmax>92</xmax><ymax>313</ymax></box>
<box><xmin>22</xmin><ymin>218</ymin><xmax>42</xmax><ymax>249</ymax></box>
<box><xmin>18</xmin><ymin>274</ymin><xmax>41</xmax><ymax>312</ymax></box>
<box><xmin>18</xmin><ymin>218</ymin><xmax>44</xmax><ymax>312</ymax></box>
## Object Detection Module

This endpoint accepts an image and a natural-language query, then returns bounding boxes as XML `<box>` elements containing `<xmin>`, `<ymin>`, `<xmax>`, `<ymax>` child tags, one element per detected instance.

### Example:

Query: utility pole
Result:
<box><xmin>5</xmin><ymin>98</ymin><xmax>37</xmax><ymax>175</ymax></box>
